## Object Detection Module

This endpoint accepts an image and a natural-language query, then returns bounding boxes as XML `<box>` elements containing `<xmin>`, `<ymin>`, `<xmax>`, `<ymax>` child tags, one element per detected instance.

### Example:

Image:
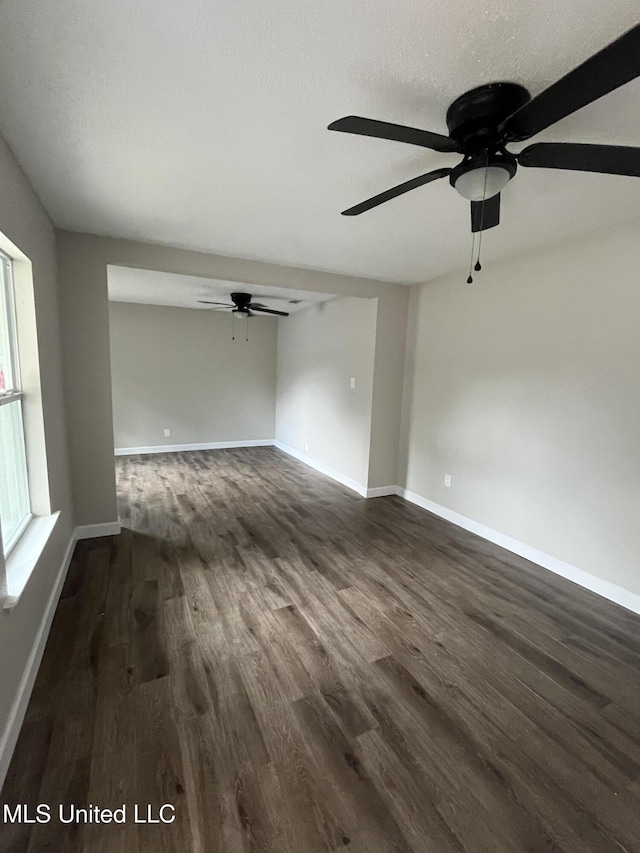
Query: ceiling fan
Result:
<box><xmin>198</xmin><ymin>292</ymin><xmax>290</xmax><ymax>318</ymax></box>
<box><xmin>328</xmin><ymin>24</ymin><xmax>640</xmax><ymax>236</ymax></box>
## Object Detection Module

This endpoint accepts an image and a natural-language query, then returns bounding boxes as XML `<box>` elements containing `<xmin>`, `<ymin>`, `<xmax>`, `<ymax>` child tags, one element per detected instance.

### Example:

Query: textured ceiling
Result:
<box><xmin>107</xmin><ymin>266</ymin><xmax>335</xmax><ymax>313</ymax></box>
<box><xmin>0</xmin><ymin>1</ymin><xmax>639</xmax><ymax>284</ymax></box>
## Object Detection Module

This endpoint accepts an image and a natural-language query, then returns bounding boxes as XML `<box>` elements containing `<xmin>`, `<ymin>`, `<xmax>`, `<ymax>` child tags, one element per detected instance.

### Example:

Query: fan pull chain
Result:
<box><xmin>473</xmin><ymin>151</ymin><xmax>490</xmax><ymax>276</ymax></box>
<box><xmin>475</xmin><ymin>231</ymin><xmax>483</xmax><ymax>272</ymax></box>
<box><xmin>246</xmin><ymin>316</ymin><xmax>249</xmax><ymax>342</ymax></box>
<box><xmin>467</xmin><ymin>231</ymin><xmax>476</xmax><ymax>284</ymax></box>
<box><xmin>231</xmin><ymin>311</ymin><xmax>235</xmax><ymax>341</ymax></box>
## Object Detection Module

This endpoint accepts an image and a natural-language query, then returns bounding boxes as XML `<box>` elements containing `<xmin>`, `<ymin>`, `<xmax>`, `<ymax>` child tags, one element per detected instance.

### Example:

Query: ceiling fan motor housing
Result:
<box><xmin>446</xmin><ymin>82</ymin><xmax>531</xmax><ymax>151</ymax></box>
<box><xmin>230</xmin><ymin>292</ymin><xmax>252</xmax><ymax>309</ymax></box>
<box><xmin>446</xmin><ymin>83</ymin><xmax>527</xmax><ymax>200</ymax></box>
<box><xmin>230</xmin><ymin>292</ymin><xmax>252</xmax><ymax>316</ymax></box>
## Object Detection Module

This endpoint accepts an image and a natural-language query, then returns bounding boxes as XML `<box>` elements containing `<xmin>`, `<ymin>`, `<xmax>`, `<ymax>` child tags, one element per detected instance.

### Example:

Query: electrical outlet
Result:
<box><xmin>350</xmin><ymin>377</ymin><xmax>356</xmax><ymax>389</ymax></box>
<box><xmin>444</xmin><ymin>474</ymin><xmax>451</xmax><ymax>487</ymax></box>
<box><xmin>304</xmin><ymin>442</ymin><xmax>309</xmax><ymax>452</ymax></box>
<box><xmin>164</xmin><ymin>429</ymin><xmax>171</xmax><ymax>438</ymax></box>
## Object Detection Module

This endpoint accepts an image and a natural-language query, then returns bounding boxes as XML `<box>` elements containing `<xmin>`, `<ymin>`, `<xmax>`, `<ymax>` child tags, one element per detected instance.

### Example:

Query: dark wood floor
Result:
<box><xmin>3</xmin><ymin>447</ymin><xmax>640</xmax><ymax>852</ymax></box>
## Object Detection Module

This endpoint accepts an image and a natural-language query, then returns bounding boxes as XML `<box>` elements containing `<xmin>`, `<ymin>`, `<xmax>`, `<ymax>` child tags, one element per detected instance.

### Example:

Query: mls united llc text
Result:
<box><xmin>3</xmin><ymin>804</ymin><xmax>176</xmax><ymax>824</ymax></box>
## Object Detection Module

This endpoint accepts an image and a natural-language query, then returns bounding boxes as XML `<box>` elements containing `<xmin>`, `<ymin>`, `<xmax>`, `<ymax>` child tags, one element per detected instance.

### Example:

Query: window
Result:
<box><xmin>0</xmin><ymin>249</ymin><xmax>31</xmax><ymax>555</ymax></box>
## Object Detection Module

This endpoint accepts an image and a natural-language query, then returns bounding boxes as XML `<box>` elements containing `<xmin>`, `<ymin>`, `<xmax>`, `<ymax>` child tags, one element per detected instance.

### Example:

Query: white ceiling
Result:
<box><xmin>0</xmin><ymin>2</ymin><xmax>639</xmax><ymax>284</ymax></box>
<box><xmin>107</xmin><ymin>266</ymin><xmax>336</xmax><ymax>314</ymax></box>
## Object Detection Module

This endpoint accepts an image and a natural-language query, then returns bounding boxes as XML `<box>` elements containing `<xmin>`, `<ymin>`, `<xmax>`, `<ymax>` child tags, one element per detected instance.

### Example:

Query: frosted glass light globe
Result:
<box><xmin>454</xmin><ymin>165</ymin><xmax>512</xmax><ymax>201</ymax></box>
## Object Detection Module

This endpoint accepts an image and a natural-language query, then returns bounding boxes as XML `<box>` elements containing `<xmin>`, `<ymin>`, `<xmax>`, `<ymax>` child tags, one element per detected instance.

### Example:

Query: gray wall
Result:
<box><xmin>57</xmin><ymin>230</ymin><xmax>410</xmax><ymax>525</ymax></box>
<box><xmin>400</xmin><ymin>225</ymin><xmax>640</xmax><ymax>597</ymax></box>
<box><xmin>276</xmin><ymin>297</ymin><xmax>377</xmax><ymax>489</ymax></box>
<box><xmin>109</xmin><ymin>301</ymin><xmax>277</xmax><ymax>450</ymax></box>
<box><xmin>0</xmin><ymin>133</ymin><xmax>73</xmax><ymax>771</ymax></box>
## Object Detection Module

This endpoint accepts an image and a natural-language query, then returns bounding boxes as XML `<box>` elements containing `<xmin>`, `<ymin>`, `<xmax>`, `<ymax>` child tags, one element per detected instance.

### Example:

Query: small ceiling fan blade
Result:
<box><xmin>500</xmin><ymin>24</ymin><xmax>640</xmax><ymax>141</ymax></box>
<box><xmin>248</xmin><ymin>302</ymin><xmax>268</xmax><ymax>309</ymax></box>
<box><xmin>518</xmin><ymin>142</ymin><xmax>640</xmax><ymax>177</ymax></box>
<box><xmin>342</xmin><ymin>167</ymin><xmax>451</xmax><ymax>216</ymax></box>
<box><xmin>471</xmin><ymin>194</ymin><xmax>500</xmax><ymax>233</ymax></box>
<box><xmin>328</xmin><ymin>116</ymin><xmax>460</xmax><ymax>153</ymax></box>
<box><xmin>250</xmin><ymin>306</ymin><xmax>290</xmax><ymax>317</ymax></box>
<box><xmin>198</xmin><ymin>300</ymin><xmax>234</xmax><ymax>306</ymax></box>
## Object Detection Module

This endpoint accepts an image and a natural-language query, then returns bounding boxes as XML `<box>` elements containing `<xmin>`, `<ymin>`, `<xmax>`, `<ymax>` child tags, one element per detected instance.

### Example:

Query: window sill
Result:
<box><xmin>2</xmin><ymin>512</ymin><xmax>60</xmax><ymax>610</ymax></box>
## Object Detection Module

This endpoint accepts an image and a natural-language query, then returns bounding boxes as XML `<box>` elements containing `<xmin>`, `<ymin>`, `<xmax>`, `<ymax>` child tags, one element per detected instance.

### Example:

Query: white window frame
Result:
<box><xmin>0</xmin><ymin>234</ymin><xmax>59</xmax><ymax>611</ymax></box>
<box><xmin>0</xmin><ymin>248</ymin><xmax>32</xmax><ymax>556</ymax></box>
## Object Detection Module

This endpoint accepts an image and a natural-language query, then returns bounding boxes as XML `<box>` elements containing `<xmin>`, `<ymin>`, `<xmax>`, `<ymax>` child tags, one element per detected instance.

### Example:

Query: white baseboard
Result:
<box><xmin>397</xmin><ymin>487</ymin><xmax>640</xmax><ymax>616</ymax></box>
<box><xmin>114</xmin><ymin>439</ymin><xmax>275</xmax><ymax>456</ymax></box>
<box><xmin>366</xmin><ymin>485</ymin><xmax>398</xmax><ymax>498</ymax></box>
<box><xmin>274</xmin><ymin>440</ymin><xmax>367</xmax><ymax>497</ymax></box>
<box><xmin>75</xmin><ymin>522</ymin><xmax>122</xmax><ymax>540</ymax></box>
<box><xmin>0</xmin><ymin>533</ymin><xmax>75</xmax><ymax>790</ymax></box>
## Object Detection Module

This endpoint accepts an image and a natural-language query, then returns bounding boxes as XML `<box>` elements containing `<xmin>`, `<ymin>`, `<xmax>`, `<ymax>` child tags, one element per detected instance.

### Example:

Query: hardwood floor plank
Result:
<box><xmin>161</xmin><ymin>596</ymin><xmax>211</xmax><ymax>718</ymax></box>
<box><xmin>290</xmin><ymin>693</ymin><xmax>412</xmax><ymax>852</ymax></box>
<box><xmin>0</xmin><ymin>718</ymin><xmax>52</xmax><ymax>853</ymax></box>
<box><xmin>175</xmin><ymin>712</ymin><xmax>230</xmax><ymax>853</ymax></box>
<box><xmin>355</xmin><ymin>728</ymin><xmax>466</xmax><ymax>853</ymax></box>
<box><xmin>236</xmin><ymin>648</ymin><xmax>347</xmax><ymax>851</ymax></box>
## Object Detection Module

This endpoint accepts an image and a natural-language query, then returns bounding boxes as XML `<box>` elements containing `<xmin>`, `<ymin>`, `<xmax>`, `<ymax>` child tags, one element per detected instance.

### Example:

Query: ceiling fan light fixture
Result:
<box><xmin>233</xmin><ymin>309</ymin><xmax>250</xmax><ymax>318</ymax></box>
<box><xmin>453</xmin><ymin>164</ymin><xmax>512</xmax><ymax>201</ymax></box>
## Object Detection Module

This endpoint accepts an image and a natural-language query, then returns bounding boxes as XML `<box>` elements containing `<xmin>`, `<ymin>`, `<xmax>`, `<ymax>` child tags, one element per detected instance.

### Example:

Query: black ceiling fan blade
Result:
<box><xmin>471</xmin><ymin>194</ymin><xmax>500</xmax><ymax>233</ymax></box>
<box><xmin>342</xmin><ymin>167</ymin><xmax>451</xmax><ymax>216</ymax></box>
<box><xmin>518</xmin><ymin>142</ymin><xmax>640</xmax><ymax>177</ymax></box>
<box><xmin>328</xmin><ymin>116</ymin><xmax>460</xmax><ymax>153</ymax></box>
<box><xmin>250</xmin><ymin>306</ymin><xmax>290</xmax><ymax>317</ymax></box>
<box><xmin>198</xmin><ymin>300</ymin><xmax>234</xmax><ymax>306</ymax></box>
<box><xmin>500</xmin><ymin>24</ymin><xmax>640</xmax><ymax>141</ymax></box>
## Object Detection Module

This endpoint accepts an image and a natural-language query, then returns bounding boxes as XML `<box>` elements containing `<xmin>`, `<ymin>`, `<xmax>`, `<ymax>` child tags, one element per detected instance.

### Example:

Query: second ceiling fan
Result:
<box><xmin>328</xmin><ymin>24</ymin><xmax>640</xmax><ymax>234</ymax></box>
<box><xmin>198</xmin><ymin>292</ymin><xmax>290</xmax><ymax>317</ymax></box>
